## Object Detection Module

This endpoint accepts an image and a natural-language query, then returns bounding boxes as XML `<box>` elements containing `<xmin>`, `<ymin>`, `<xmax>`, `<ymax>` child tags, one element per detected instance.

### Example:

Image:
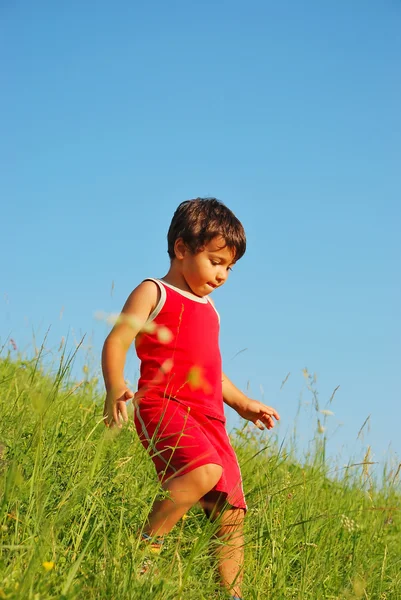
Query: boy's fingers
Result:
<box><xmin>104</xmin><ymin>394</ymin><xmax>131</xmax><ymax>429</ymax></box>
<box><xmin>103</xmin><ymin>405</ymin><xmax>113</xmax><ymax>427</ymax></box>
<box><xmin>261</xmin><ymin>416</ymin><xmax>273</xmax><ymax>429</ymax></box>
<box><xmin>260</xmin><ymin>406</ymin><xmax>280</xmax><ymax>421</ymax></box>
<box><xmin>113</xmin><ymin>404</ymin><xmax>121</xmax><ymax>428</ymax></box>
<box><xmin>118</xmin><ymin>400</ymin><xmax>129</xmax><ymax>423</ymax></box>
<box><xmin>259</xmin><ymin>413</ymin><xmax>276</xmax><ymax>429</ymax></box>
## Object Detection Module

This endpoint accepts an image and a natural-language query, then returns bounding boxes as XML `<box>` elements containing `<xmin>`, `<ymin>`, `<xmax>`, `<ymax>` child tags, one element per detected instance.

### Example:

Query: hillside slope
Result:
<box><xmin>0</xmin><ymin>356</ymin><xmax>400</xmax><ymax>599</ymax></box>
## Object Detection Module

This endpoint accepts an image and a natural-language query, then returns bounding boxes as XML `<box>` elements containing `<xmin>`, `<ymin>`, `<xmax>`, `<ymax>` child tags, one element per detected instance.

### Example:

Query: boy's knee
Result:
<box><xmin>231</xmin><ymin>508</ymin><xmax>245</xmax><ymax>526</ymax></box>
<box><xmin>219</xmin><ymin>508</ymin><xmax>245</xmax><ymax>532</ymax></box>
<box><xmin>197</xmin><ymin>463</ymin><xmax>223</xmax><ymax>492</ymax></box>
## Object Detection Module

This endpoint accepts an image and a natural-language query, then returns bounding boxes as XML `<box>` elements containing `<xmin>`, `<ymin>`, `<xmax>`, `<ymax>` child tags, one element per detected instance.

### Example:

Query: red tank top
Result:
<box><xmin>135</xmin><ymin>279</ymin><xmax>225</xmax><ymax>422</ymax></box>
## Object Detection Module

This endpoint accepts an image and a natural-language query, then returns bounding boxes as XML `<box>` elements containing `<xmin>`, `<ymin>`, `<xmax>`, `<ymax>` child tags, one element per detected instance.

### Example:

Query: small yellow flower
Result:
<box><xmin>187</xmin><ymin>366</ymin><xmax>212</xmax><ymax>393</ymax></box>
<box><xmin>42</xmin><ymin>561</ymin><xmax>54</xmax><ymax>571</ymax></box>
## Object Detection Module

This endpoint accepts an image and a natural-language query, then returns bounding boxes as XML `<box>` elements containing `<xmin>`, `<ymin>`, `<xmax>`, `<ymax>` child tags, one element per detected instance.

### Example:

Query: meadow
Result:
<box><xmin>0</xmin><ymin>345</ymin><xmax>400</xmax><ymax>599</ymax></box>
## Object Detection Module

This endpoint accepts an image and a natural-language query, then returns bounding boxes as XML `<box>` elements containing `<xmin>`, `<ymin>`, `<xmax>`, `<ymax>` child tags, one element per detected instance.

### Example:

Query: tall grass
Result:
<box><xmin>0</xmin><ymin>348</ymin><xmax>400</xmax><ymax>599</ymax></box>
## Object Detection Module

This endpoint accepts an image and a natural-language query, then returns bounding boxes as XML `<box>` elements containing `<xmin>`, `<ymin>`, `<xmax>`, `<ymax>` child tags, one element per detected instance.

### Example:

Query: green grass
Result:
<box><xmin>0</xmin><ymin>350</ymin><xmax>400</xmax><ymax>599</ymax></box>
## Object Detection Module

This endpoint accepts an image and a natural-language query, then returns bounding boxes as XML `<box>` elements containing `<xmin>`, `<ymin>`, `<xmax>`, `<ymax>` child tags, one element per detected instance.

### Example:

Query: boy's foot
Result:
<box><xmin>138</xmin><ymin>532</ymin><xmax>164</xmax><ymax>577</ymax></box>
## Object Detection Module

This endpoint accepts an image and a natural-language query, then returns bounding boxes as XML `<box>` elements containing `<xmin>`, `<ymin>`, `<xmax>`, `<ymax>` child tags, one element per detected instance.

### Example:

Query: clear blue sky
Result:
<box><xmin>2</xmin><ymin>1</ymin><xmax>400</xmax><ymax>470</ymax></box>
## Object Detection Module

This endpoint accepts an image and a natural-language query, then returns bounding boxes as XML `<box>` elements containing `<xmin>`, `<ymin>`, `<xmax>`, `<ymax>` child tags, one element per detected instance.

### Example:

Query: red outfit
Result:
<box><xmin>136</xmin><ymin>278</ymin><xmax>224</xmax><ymax>421</ymax></box>
<box><xmin>133</xmin><ymin>279</ymin><xmax>246</xmax><ymax>510</ymax></box>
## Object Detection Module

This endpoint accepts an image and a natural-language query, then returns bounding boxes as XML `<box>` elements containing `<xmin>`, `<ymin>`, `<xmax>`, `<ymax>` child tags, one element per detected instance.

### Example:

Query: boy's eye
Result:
<box><xmin>210</xmin><ymin>259</ymin><xmax>233</xmax><ymax>271</ymax></box>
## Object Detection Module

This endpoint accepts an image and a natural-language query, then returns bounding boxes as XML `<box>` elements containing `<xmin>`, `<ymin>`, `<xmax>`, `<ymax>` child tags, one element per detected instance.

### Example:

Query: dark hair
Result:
<box><xmin>167</xmin><ymin>197</ymin><xmax>246</xmax><ymax>261</ymax></box>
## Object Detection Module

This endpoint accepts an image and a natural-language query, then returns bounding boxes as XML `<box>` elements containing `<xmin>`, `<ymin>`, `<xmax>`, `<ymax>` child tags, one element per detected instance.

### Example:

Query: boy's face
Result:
<box><xmin>174</xmin><ymin>236</ymin><xmax>236</xmax><ymax>297</ymax></box>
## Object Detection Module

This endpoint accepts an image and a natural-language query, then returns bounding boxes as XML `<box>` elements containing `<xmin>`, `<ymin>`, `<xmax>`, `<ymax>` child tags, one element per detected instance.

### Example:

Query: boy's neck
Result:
<box><xmin>161</xmin><ymin>262</ymin><xmax>196</xmax><ymax>296</ymax></box>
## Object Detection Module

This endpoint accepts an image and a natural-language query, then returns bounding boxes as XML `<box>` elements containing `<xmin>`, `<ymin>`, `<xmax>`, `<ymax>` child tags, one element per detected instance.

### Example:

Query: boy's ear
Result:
<box><xmin>174</xmin><ymin>238</ymin><xmax>187</xmax><ymax>260</ymax></box>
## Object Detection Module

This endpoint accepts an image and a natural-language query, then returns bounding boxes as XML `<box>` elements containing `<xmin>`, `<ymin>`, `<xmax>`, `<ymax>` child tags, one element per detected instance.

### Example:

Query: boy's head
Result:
<box><xmin>167</xmin><ymin>198</ymin><xmax>246</xmax><ymax>263</ymax></box>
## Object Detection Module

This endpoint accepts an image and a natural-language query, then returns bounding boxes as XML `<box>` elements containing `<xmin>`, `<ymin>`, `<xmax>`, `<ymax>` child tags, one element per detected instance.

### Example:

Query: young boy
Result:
<box><xmin>102</xmin><ymin>198</ymin><xmax>280</xmax><ymax>599</ymax></box>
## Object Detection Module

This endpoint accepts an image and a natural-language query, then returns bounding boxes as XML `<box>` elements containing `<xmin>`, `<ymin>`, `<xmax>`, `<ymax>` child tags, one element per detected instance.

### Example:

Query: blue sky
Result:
<box><xmin>2</xmin><ymin>1</ymin><xmax>400</xmax><ymax>470</ymax></box>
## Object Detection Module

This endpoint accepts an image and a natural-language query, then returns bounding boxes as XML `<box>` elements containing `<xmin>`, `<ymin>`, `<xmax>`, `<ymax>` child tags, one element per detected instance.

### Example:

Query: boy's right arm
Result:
<box><xmin>102</xmin><ymin>280</ymin><xmax>159</xmax><ymax>428</ymax></box>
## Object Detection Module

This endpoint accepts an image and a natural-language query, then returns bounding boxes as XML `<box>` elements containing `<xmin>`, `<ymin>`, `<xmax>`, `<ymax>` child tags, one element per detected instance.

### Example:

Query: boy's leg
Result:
<box><xmin>215</xmin><ymin>508</ymin><xmax>245</xmax><ymax>599</ymax></box>
<box><xmin>143</xmin><ymin>462</ymin><xmax>223</xmax><ymax>536</ymax></box>
<box><xmin>200</xmin><ymin>492</ymin><xmax>245</xmax><ymax>599</ymax></box>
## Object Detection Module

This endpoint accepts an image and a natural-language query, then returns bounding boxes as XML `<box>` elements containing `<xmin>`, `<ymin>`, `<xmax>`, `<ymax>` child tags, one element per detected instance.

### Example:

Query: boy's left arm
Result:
<box><xmin>222</xmin><ymin>372</ymin><xmax>280</xmax><ymax>430</ymax></box>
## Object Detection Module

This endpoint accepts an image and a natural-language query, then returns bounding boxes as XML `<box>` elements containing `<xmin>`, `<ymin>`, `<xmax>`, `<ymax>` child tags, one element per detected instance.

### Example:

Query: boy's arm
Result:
<box><xmin>222</xmin><ymin>372</ymin><xmax>280</xmax><ymax>430</ymax></box>
<box><xmin>102</xmin><ymin>280</ymin><xmax>159</xmax><ymax>428</ymax></box>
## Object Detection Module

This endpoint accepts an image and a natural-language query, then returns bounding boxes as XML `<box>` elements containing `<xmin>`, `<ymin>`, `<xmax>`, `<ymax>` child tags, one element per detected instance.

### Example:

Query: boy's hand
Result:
<box><xmin>236</xmin><ymin>399</ymin><xmax>280</xmax><ymax>430</ymax></box>
<box><xmin>103</xmin><ymin>388</ymin><xmax>135</xmax><ymax>428</ymax></box>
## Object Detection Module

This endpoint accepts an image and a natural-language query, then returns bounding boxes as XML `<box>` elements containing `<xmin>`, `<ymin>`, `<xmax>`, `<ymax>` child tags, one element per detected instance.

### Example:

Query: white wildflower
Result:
<box><xmin>106</xmin><ymin>313</ymin><xmax>120</xmax><ymax>326</ymax></box>
<box><xmin>340</xmin><ymin>514</ymin><xmax>359</xmax><ymax>533</ymax></box>
<box><xmin>157</xmin><ymin>326</ymin><xmax>173</xmax><ymax>343</ymax></box>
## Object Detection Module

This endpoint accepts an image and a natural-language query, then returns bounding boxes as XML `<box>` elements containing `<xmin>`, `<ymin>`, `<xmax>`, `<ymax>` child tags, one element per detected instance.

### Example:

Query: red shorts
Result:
<box><xmin>134</xmin><ymin>397</ymin><xmax>247</xmax><ymax>510</ymax></box>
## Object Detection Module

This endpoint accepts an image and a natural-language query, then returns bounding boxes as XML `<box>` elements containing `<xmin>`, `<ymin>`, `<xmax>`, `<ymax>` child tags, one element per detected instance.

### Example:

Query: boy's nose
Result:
<box><xmin>216</xmin><ymin>270</ymin><xmax>228</xmax><ymax>284</ymax></box>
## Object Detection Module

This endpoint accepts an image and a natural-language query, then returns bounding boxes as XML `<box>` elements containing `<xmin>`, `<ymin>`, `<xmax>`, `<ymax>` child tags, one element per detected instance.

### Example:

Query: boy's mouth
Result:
<box><xmin>207</xmin><ymin>282</ymin><xmax>217</xmax><ymax>289</ymax></box>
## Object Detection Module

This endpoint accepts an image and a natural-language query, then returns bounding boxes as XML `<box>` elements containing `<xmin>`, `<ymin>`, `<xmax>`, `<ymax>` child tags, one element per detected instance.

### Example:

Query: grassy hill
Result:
<box><xmin>0</xmin><ymin>353</ymin><xmax>400</xmax><ymax>599</ymax></box>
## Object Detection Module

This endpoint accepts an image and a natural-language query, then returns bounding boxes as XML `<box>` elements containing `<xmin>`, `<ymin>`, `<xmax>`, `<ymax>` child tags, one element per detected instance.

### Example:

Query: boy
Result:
<box><xmin>102</xmin><ymin>198</ymin><xmax>280</xmax><ymax>600</ymax></box>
